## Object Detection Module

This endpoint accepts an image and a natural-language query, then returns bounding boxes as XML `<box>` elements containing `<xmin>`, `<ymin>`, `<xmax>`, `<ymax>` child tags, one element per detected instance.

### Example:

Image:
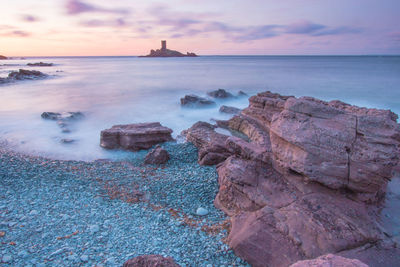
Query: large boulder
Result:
<box><xmin>101</xmin><ymin>122</ymin><xmax>173</xmax><ymax>151</ymax></box>
<box><xmin>270</xmin><ymin>97</ymin><xmax>400</xmax><ymax>202</ymax></box>
<box><xmin>180</xmin><ymin>94</ymin><xmax>215</xmax><ymax>107</ymax></box>
<box><xmin>123</xmin><ymin>255</ymin><xmax>180</xmax><ymax>267</ymax></box>
<box><xmin>181</xmin><ymin>122</ymin><xmax>231</xmax><ymax>165</ymax></box>
<box><xmin>144</xmin><ymin>145</ymin><xmax>170</xmax><ymax>164</ymax></box>
<box><xmin>290</xmin><ymin>254</ymin><xmax>368</xmax><ymax>267</ymax></box>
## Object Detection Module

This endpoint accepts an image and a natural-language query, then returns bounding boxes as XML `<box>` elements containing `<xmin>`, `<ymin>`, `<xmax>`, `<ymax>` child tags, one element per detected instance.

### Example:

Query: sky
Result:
<box><xmin>0</xmin><ymin>0</ymin><xmax>399</xmax><ymax>56</ymax></box>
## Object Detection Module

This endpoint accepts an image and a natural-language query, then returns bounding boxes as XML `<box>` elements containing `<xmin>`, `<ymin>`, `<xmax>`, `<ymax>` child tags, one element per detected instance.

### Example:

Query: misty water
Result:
<box><xmin>1</xmin><ymin>55</ymin><xmax>400</xmax><ymax>240</ymax></box>
<box><xmin>1</xmin><ymin>56</ymin><xmax>399</xmax><ymax>161</ymax></box>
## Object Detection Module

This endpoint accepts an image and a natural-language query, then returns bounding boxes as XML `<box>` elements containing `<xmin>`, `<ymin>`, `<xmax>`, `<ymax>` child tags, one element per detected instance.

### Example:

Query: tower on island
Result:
<box><xmin>161</xmin><ymin>40</ymin><xmax>167</xmax><ymax>51</ymax></box>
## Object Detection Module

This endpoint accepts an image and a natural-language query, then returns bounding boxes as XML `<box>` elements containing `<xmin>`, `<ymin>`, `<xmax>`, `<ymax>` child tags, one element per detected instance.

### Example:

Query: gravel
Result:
<box><xmin>0</xmin><ymin>142</ymin><xmax>249</xmax><ymax>266</ymax></box>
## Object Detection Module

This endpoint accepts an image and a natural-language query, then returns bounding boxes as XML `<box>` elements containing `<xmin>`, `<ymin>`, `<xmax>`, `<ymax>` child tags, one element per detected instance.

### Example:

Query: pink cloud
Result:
<box><xmin>65</xmin><ymin>0</ymin><xmax>129</xmax><ymax>15</ymax></box>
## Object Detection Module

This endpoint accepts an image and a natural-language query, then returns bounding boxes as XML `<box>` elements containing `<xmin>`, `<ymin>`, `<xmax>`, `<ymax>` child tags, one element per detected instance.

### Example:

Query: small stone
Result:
<box><xmin>196</xmin><ymin>207</ymin><xmax>209</xmax><ymax>216</ymax></box>
<box><xmin>80</xmin><ymin>255</ymin><xmax>89</xmax><ymax>262</ymax></box>
<box><xmin>29</xmin><ymin>210</ymin><xmax>39</xmax><ymax>216</ymax></box>
<box><xmin>89</xmin><ymin>224</ymin><xmax>100</xmax><ymax>234</ymax></box>
<box><xmin>2</xmin><ymin>255</ymin><xmax>12</xmax><ymax>263</ymax></box>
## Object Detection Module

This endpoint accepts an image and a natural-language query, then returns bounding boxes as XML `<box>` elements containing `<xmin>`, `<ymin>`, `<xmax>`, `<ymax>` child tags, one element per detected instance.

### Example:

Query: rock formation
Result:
<box><xmin>182</xmin><ymin>91</ymin><xmax>400</xmax><ymax>267</ymax></box>
<box><xmin>123</xmin><ymin>255</ymin><xmax>180</xmax><ymax>267</ymax></box>
<box><xmin>41</xmin><ymin>111</ymin><xmax>84</xmax><ymax>134</ymax></box>
<box><xmin>0</xmin><ymin>55</ymin><xmax>7</xmax><ymax>60</ymax></box>
<box><xmin>100</xmin><ymin>122</ymin><xmax>173</xmax><ymax>151</ymax></box>
<box><xmin>180</xmin><ymin>94</ymin><xmax>215</xmax><ymax>107</ymax></box>
<box><xmin>140</xmin><ymin>40</ymin><xmax>197</xmax><ymax>57</ymax></box>
<box><xmin>144</xmin><ymin>145</ymin><xmax>170</xmax><ymax>164</ymax></box>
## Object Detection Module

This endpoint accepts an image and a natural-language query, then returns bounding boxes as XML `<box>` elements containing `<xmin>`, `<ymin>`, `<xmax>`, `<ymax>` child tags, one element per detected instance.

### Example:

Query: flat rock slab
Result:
<box><xmin>123</xmin><ymin>255</ymin><xmax>181</xmax><ymax>267</ymax></box>
<box><xmin>101</xmin><ymin>122</ymin><xmax>173</xmax><ymax>151</ymax></box>
<box><xmin>290</xmin><ymin>254</ymin><xmax>368</xmax><ymax>267</ymax></box>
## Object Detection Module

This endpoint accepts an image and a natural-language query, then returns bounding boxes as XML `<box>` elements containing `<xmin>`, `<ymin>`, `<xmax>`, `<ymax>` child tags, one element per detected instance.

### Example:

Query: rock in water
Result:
<box><xmin>207</xmin><ymin>89</ymin><xmax>233</xmax><ymax>99</ymax></box>
<box><xmin>27</xmin><ymin>62</ymin><xmax>53</xmax><ymax>67</ymax></box>
<box><xmin>144</xmin><ymin>145</ymin><xmax>170</xmax><ymax>164</ymax></box>
<box><xmin>8</xmin><ymin>69</ymin><xmax>47</xmax><ymax>80</ymax></box>
<box><xmin>219</xmin><ymin>105</ymin><xmax>241</xmax><ymax>115</ymax></box>
<box><xmin>123</xmin><ymin>255</ymin><xmax>181</xmax><ymax>267</ymax></box>
<box><xmin>100</xmin><ymin>122</ymin><xmax>173</xmax><ymax>151</ymax></box>
<box><xmin>290</xmin><ymin>254</ymin><xmax>369</xmax><ymax>267</ymax></box>
<box><xmin>180</xmin><ymin>94</ymin><xmax>215</xmax><ymax>107</ymax></box>
<box><xmin>196</xmin><ymin>207</ymin><xmax>209</xmax><ymax>216</ymax></box>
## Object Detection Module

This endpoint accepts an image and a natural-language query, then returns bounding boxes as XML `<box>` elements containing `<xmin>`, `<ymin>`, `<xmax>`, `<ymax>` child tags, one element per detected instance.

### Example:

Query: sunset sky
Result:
<box><xmin>1</xmin><ymin>0</ymin><xmax>399</xmax><ymax>56</ymax></box>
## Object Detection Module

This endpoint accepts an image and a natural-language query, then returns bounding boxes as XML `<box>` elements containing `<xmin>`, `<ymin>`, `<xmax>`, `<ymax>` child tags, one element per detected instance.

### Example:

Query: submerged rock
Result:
<box><xmin>27</xmin><ymin>62</ymin><xmax>53</xmax><ymax>67</ymax></box>
<box><xmin>100</xmin><ymin>122</ymin><xmax>173</xmax><ymax>151</ymax></box>
<box><xmin>180</xmin><ymin>94</ymin><xmax>215</xmax><ymax>107</ymax></box>
<box><xmin>219</xmin><ymin>105</ymin><xmax>241</xmax><ymax>115</ymax></box>
<box><xmin>183</xmin><ymin>90</ymin><xmax>400</xmax><ymax>267</ymax></box>
<box><xmin>207</xmin><ymin>89</ymin><xmax>233</xmax><ymax>99</ymax></box>
<box><xmin>144</xmin><ymin>145</ymin><xmax>170</xmax><ymax>164</ymax></box>
<box><xmin>41</xmin><ymin>111</ymin><xmax>84</xmax><ymax>121</ymax></box>
<box><xmin>123</xmin><ymin>255</ymin><xmax>180</xmax><ymax>267</ymax></box>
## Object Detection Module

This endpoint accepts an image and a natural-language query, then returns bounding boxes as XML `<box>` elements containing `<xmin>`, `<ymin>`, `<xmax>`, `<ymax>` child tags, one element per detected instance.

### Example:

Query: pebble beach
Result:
<box><xmin>0</xmin><ymin>142</ymin><xmax>249</xmax><ymax>266</ymax></box>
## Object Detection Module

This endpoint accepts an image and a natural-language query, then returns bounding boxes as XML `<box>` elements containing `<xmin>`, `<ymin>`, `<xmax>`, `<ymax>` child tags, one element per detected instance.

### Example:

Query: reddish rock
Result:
<box><xmin>219</xmin><ymin>105</ymin><xmax>241</xmax><ymax>115</ymax></box>
<box><xmin>144</xmin><ymin>145</ymin><xmax>170</xmax><ymax>164</ymax></box>
<box><xmin>100</xmin><ymin>122</ymin><xmax>173</xmax><ymax>151</ymax></box>
<box><xmin>123</xmin><ymin>255</ymin><xmax>180</xmax><ymax>267</ymax></box>
<box><xmin>183</xmin><ymin>91</ymin><xmax>400</xmax><ymax>267</ymax></box>
<box><xmin>180</xmin><ymin>95</ymin><xmax>215</xmax><ymax>107</ymax></box>
<box><xmin>270</xmin><ymin>97</ymin><xmax>400</xmax><ymax>202</ymax></box>
<box><xmin>181</xmin><ymin>122</ymin><xmax>231</xmax><ymax>165</ymax></box>
<box><xmin>290</xmin><ymin>254</ymin><xmax>369</xmax><ymax>267</ymax></box>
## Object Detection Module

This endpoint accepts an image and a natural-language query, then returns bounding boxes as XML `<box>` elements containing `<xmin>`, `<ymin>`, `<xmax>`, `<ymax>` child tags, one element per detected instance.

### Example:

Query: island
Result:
<box><xmin>140</xmin><ymin>40</ymin><xmax>197</xmax><ymax>57</ymax></box>
<box><xmin>0</xmin><ymin>55</ymin><xmax>7</xmax><ymax>60</ymax></box>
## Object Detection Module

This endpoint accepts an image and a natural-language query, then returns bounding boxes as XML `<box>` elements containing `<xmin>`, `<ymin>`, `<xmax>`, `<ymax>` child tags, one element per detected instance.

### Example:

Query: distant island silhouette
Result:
<box><xmin>140</xmin><ymin>40</ymin><xmax>197</xmax><ymax>57</ymax></box>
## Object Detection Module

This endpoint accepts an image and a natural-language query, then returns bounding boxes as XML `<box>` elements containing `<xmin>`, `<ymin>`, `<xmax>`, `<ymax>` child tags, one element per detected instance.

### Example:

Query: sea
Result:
<box><xmin>0</xmin><ymin>55</ymin><xmax>399</xmax><ymax>161</ymax></box>
<box><xmin>1</xmin><ymin>55</ymin><xmax>400</xmax><ymax>241</ymax></box>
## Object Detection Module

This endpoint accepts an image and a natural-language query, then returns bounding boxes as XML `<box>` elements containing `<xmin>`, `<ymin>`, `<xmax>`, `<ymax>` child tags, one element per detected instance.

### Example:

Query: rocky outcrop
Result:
<box><xmin>290</xmin><ymin>254</ymin><xmax>368</xmax><ymax>267</ymax></box>
<box><xmin>207</xmin><ymin>89</ymin><xmax>233</xmax><ymax>99</ymax></box>
<box><xmin>141</xmin><ymin>49</ymin><xmax>197</xmax><ymax>57</ymax></box>
<box><xmin>183</xmin><ymin>91</ymin><xmax>400</xmax><ymax>267</ymax></box>
<box><xmin>0</xmin><ymin>55</ymin><xmax>7</xmax><ymax>60</ymax></box>
<box><xmin>27</xmin><ymin>62</ymin><xmax>53</xmax><ymax>67</ymax></box>
<box><xmin>180</xmin><ymin>95</ymin><xmax>215</xmax><ymax>107</ymax></box>
<box><xmin>100</xmin><ymin>122</ymin><xmax>173</xmax><ymax>151</ymax></box>
<box><xmin>144</xmin><ymin>145</ymin><xmax>170</xmax><ymax>164</ymax></box>
<box><xmin>219</xmin><ymin>105</ymin><xmax>241</xmax><ymax>115</ymax></box>
<box><xmin>181</xmin><ymin>122</ymin><xmax>231</xmax><ymax>165</ymax></box>
<box><xmin>1</xmin><ymin>69</ymin><xmax>47</xmax><ymax>84</ymax></box>
<box><xmin>123</xmin><ymin>255</ymin><xmax>180</xmax><ymax>267</ymax></box>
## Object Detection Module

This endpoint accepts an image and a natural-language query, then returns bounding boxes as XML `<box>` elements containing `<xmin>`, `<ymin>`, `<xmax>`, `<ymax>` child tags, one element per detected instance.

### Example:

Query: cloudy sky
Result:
<box><xmin>0</xmin><ymin>0</ymin><xmax>399</xmax><ymax>56</ymax></box>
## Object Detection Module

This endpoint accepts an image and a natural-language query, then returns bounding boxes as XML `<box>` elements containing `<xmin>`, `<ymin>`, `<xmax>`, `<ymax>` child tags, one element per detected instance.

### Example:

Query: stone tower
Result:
<box><xmin>161</xmin><ymin>40</ymin><xmax>167</xmax><ymax>51</ymax></box>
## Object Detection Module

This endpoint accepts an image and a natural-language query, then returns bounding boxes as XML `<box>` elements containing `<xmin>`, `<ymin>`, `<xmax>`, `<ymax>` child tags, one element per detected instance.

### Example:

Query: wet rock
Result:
<box><xmin>290</xmin><ymin>254</ymin><xmax>369</xmax><ymax>267</ymax></box>
<box><xmin>41</xmin><ymin>112</ymin><xmax>84</xmax><ymax>121</ymax></box>
<box><xmin>238</xmin><ymin>90</ymin><xmax>248</xmax><ymax>97</ymax></box>
<box><xmin>123</xmin><ymin>255</ymin><xmax>181</xmax><ymax>267</ymax></box>
<box><xmin>27</xmin><ymin>62</ymin><xmax>53</xmax><ymax>67</ymax></box>
<box><xmin>100</xmin><ymin>122</ymin><xmax>173</xmax><ymax>151</ymax></box>
<box><xmin>207</xmin><ymin>89</ymin><xmax>233</xmax><ymax>99</ymax></box>
<box><xmin>219</xmin><ymin>105</ymin><xmax>241</xmax><ymax>115</ymax></box>
<box><xmin>61</xmin><ymin>138</ymin><xmax>75</xmax><ymax>144</ymax></box>
<box><xmin>181</xmin><ymin>122</ymin><xmax>231</xmax><ymax>165</ymax></box>
<box><xmin>144</xmin><ymin>145</ymin><xmax>170</xmax><ymax>164</ymax></box>
<box><xmin>180</xmin><ymin>94</ymin><xmax>215</xmax><ymax>107</ymax></box>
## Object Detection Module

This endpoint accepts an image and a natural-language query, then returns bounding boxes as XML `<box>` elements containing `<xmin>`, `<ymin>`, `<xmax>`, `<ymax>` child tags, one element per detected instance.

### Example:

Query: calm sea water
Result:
<box><xmin>0</xmin><ymin>56</ymin><xmax>400</xmax><ymax>160</ymax></box>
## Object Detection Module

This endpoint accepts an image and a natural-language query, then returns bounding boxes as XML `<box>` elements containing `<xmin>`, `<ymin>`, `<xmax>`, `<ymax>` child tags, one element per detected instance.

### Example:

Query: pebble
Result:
<box><xmin>196</xmin><ymin>207</ymin><xmax>209</xmax><ymax>216</ymax></box>
<box><xmin>80</xmin><ymin>255</ymin><xmax>89</xmax><ymax>262</ymax></box>
<box><xmin>2</xmin><ymin>255</ymin><xmax>12</xmax><ymax>263</ymax></box>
